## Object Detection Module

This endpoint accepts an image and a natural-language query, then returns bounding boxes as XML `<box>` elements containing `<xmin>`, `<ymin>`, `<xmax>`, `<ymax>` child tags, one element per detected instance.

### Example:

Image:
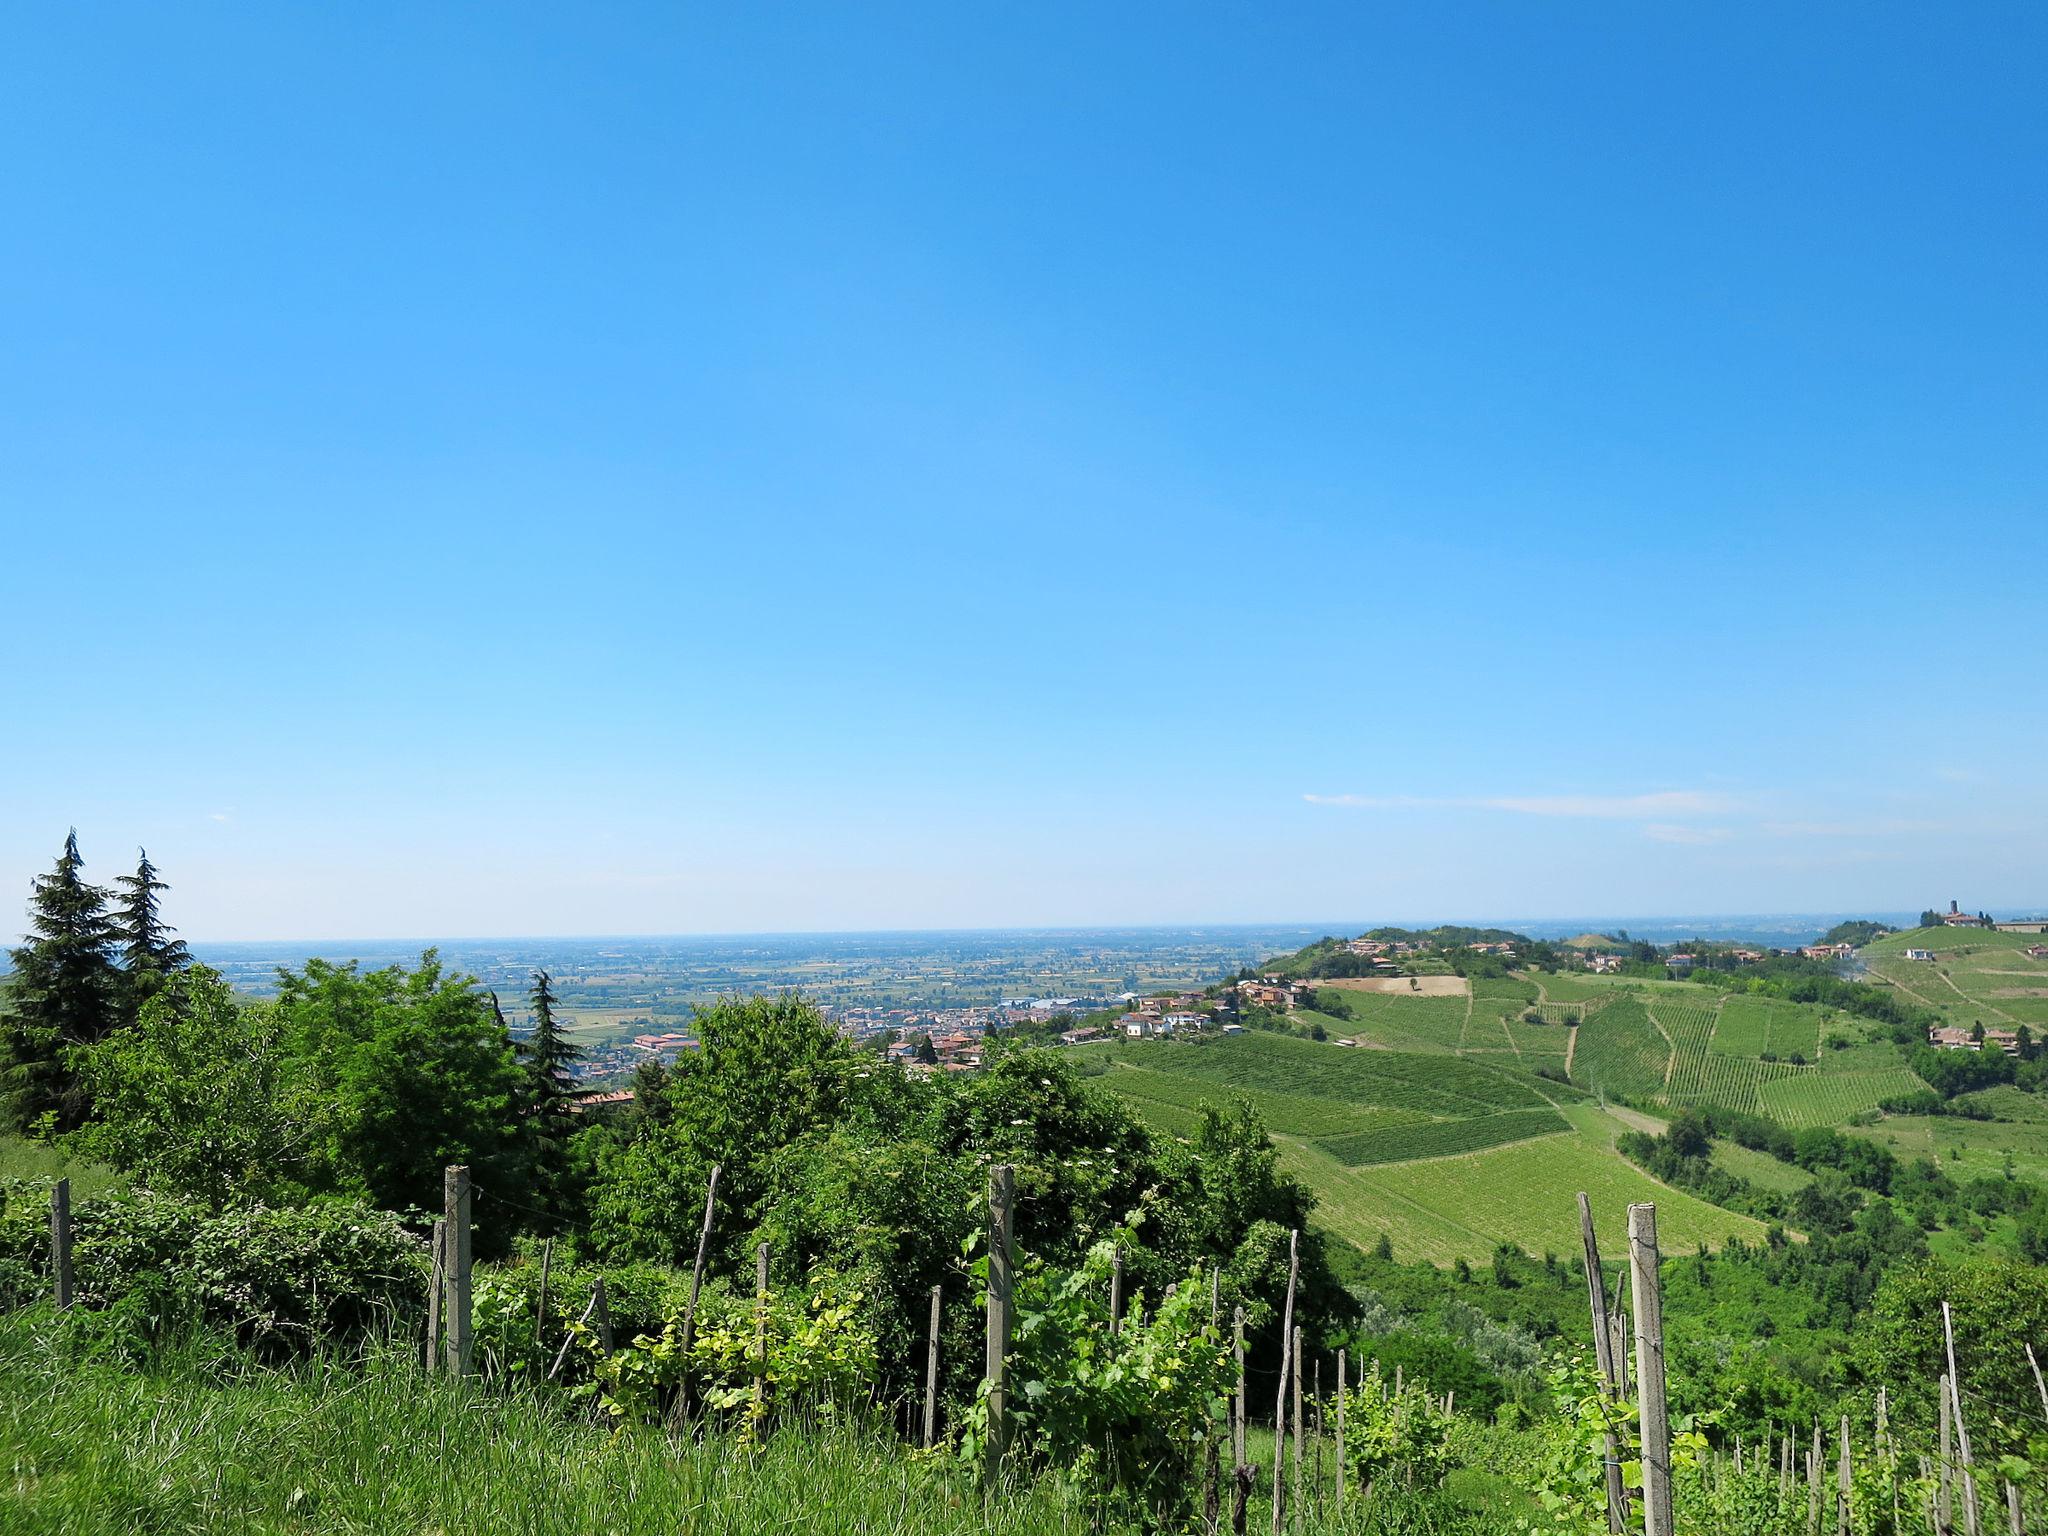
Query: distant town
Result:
<box><xmin>543</xmin><ymin>898</ymin><xmax>2048</xmax><ymax>1097</ymax></box>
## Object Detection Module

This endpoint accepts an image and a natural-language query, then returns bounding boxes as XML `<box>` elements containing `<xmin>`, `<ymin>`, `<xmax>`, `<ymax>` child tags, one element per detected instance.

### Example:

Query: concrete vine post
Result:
<box><xmin>983</xmin><ymin>1163</ymin><xmax>1016</xmax><ymax>1494</ymax></box>
<box><xmin>923</xmin><ymin>1282</ymin><xmax>942</xmax><ymax>1449</ymax></box>
<box><xmin>1233</xmin><ymin>1305</ymin><xmax>1248</xmax><ymax>1470</ymax></box>
<box><xmin>1628</xmin><ymin>1203</ymin><xmax>1671</xmax><ymax>1536</ymax></box>
<box><xmin>593</xmin><ymin>1275</ymin><xmax>612</xmax><ymax>1354</ymax></box>
<box><xmin>49</xmin><ymin>1177</ymin><xmax>73</xmax><ymax>1312</ymax></box>
<box><xmin>443</xmin><ymin>1166</ymin><xmax>473</xmax><ymax>1377</ymax></box>
<box><xmin>751</xmin><ymin>1242</ymin><xmax>771</xmax><ymax>1424</ymax></box>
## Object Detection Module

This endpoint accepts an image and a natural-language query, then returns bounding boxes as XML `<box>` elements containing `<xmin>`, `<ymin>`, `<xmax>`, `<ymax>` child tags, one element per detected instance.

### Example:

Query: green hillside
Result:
<box><xmin>1098</xmin><ymin>1029</ymin><xmax>1765</xmax><ymax>1263</ymax></box>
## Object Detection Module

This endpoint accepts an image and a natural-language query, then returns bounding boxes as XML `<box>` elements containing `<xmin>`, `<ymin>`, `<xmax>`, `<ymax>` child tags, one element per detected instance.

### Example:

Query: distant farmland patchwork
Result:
<box><xmin>1095</xmin><ymin>1027</ymin><xmax>1768</xmax><ymax>1264</ymax></box>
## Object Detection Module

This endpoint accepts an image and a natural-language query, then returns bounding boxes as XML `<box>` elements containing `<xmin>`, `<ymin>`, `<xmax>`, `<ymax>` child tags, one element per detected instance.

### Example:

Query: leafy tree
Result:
<box><xmin>75</xmin><ymin>966</ymin><xmax>311</xmax><ymax>1206</ymax></box>
<box><xmin>591</xmin><ymin>993</ymin><xmax>866</xmax><ymax>1263</ymax></box>
<box><xmin>111</xmin><ymin>847</ymin><xmax>190</xmax><ymax>1016</ymax></box>
<box><xmin>1854</xmin><ymin>1256</ymin><xmax>2048</xmax><ymax>1461</ymax></box>
<box><xmin>271</xmin><ymin>951</ymin><xmax>528</xmax><ymax>1221</ymax></box>
<box><xmin>2</xmin><ymin>831</ymin><xmax>119</xmax><ymax>1130</ymax></box>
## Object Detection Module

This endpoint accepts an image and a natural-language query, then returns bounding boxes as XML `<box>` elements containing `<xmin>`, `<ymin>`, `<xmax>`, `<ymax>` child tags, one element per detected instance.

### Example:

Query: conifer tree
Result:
<box><xmin>2</xmin><ymin>831</ymin><xmax>119</xmax><ymax>1130</ymax></box>
<box><xmin>112</xmin><ymin>847</ymin><xmax>190</xmax><ymax>1016</ymax></box>
<box><xmin>518</xmin><ymin>970</ymin><xmax>584</xmax><ymax>1113</ymax></box>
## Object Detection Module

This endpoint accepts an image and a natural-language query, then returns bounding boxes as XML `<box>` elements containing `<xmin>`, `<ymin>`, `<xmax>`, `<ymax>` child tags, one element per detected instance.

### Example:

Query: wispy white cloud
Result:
<box><xmin>207</xmin><ymin>811</ymin><xmax>233</xmax><ymax>824</ymax></box>
<box><xmin>1642</xmin><ymin>823</ymin><xmax>1731</xmax><ymax>845</ymax></box>
<box><xmin>1761</xmin><ymin>818</ymin><xmax>1947</xmax><ymax>839</ymax></box>
<box><xmin>1303</xmin><ymin>789</ymin><xmax>1739</xmax><ymax>820</ymax></box>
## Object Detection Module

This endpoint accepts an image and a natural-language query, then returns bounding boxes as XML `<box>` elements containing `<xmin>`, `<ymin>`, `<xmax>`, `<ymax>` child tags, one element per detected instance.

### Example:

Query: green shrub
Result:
<box><xmin>0</xmin><ymin>1180</ymin><xmax>422</xmax><ymax>1350</ymax></box>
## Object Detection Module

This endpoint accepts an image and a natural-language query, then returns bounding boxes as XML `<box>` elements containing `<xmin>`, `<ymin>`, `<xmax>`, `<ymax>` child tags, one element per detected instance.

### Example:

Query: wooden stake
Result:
<box><xmin>594</xmin><ymin>1275</ymin><xmax>612</xmax><ymax>1353</ymax></box>
<box><xmin>1291</xmin><ymin>1324</ymin><xmax>1304</xmax><ymax>1517</ymax></box>
<box><xmin>1335</xmin><ymin>1349</ymin><xmax>1347</xmax><ymax>1517</ymax></box>
<box><xmin>533</xmin><ymin>1237</ymin><xmax>553</xmax><ymax>1369</ymax></box>
<box><xmin>1205</xmin><ymin>1267</ymin><xmax>1221</xmax><ymax>1530</ymax></box>
<box><xmin>923</xmin><ymin>1282</ymin><xmax>942</xmax><ymax>1449</ymax></box>
<box><xmin>1837</xmin><ymin>1414</ymin><xmax>1852</xmax><ymax>1536</ymax></box>
<box><xmin>1940</xmin><ymin>1379</ymin><xmax>1956</xmax><ymax>1536</ymax></box>
<box><xmin>1807</xmin><ymin>1446</ymin><xmax>1821</xmax><ymax>1536</ymax></box>
<box><xmin>984</xmin><ymin>1163</ymin><xmax>1016</xmax><ymax>1492</ymax></box>
<box><xmin>49</xmin><ymin>1178</ymin><xmax>73</xmax><ymax>1312</ymax></box>
<box><xmin>547</xmin><ymin>1280</ymin><xmax>603</xmax><ymax>1381</ymax></box>
<box><xmin>1271</xmin><ymin>1228</ymin><xmax>1298</xmax><ymax>1536</ymax></box>
<box><xmin>2027</xmin><ymin>1345</ymin><xmax>2048</xmax><ymax>1427</ymax></box>
<box><xmin>679</xmin><ymin>1164</ymin><xmax>721</xmax><ymax>1358</ymax></box>
<box><xmin>1109</xmin><ymin>1246</ymin><xmax>1123</xmax><ymax>1338</ymax></box>
<box><xmin>1313</xmin><ymin>1355</ymin><xmax>1324</xmax><ymax>1520</ymax></box>
<box><xmin>2006</xmin><ymin>1481</ymin><xmax>2025</xmax><ymax>1536</ymax></box>
<box><xmin>1945</xmin><ymin>1304</ymin><xmax>1983</xmax><ymax>1536</ymax></box>
<box><xmin>423</xmin><ymin>1217</ymin><xmax>445</xmax><ymax>1371</ymax></box>
<box><xmin>443</xmin><ymin>1165</ymin><xmax>473</xmax><ymax>1376</ymax></box>
<box><xmin>1628</xmin><ymin>1203</ymin><xmax>1672</xmax><ymax>1536</ymax></box>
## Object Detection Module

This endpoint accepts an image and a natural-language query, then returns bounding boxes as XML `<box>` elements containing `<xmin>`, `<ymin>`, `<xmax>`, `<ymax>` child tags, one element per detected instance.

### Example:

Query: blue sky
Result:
<box><xmin>3</xmin><ymin>4</ymin><xmax>2043</xmax><ymax>940</ymax></box>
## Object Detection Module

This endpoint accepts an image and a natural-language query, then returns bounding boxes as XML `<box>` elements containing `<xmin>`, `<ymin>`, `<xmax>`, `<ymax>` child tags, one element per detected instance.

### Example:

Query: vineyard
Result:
<box><xmin>1102</xmin><ymin>1064</ymin><xmax>1418</xmax><ymax>1140</ymax></box>
<box><xmin>1107</xmin><ymin>1033</ymin><xmax>1551</xmax><ymax>1118</ymax></box>
<box><xmin>1315</xmin><ymin>990</ymin><xmax>1470</xmax><ymax>1052</ymax></box>
<box><xmin>1315</xmin><ymin>1107</ymin><xmax>1568</xmax><ymax>1167</ymax></box>
<box><xmin>1662</xmin><ymin>1048</ymin><xmax>1804</xmax><ymax>1115</ymax></box>
<box><xmin>1287</xmin><ymin>1133</ymin><xmax>1771</xmax><ymax>1265</ymax></box>
<box><xmin>1569</xmin><ymin>996</ymin><xmax>1671</xmax><ymax>1098</ymax></box>
<box><xmin>1757</xmin><ymin>1068</ymin><xmax>1932</xmax><ymax>1130</ymax></box>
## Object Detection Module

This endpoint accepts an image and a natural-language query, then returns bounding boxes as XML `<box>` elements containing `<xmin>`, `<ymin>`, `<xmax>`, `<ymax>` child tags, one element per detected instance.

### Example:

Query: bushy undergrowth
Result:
<box><xmin>0</xmin><ymin>1179</ymin><xmax>421</xmax><ymax>1350</ymax></box>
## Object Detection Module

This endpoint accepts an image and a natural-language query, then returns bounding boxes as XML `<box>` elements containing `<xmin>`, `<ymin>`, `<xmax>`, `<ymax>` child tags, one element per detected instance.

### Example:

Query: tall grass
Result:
<box><xmin>0</xmin><ymin>1312</ymin><xmax>1500</xmax><ymax>1534</ymax></box>
<box><xmin>0</xmin><ymin>1315</ymin><xmax>1088</xmax><ymax>1535</ymax></box>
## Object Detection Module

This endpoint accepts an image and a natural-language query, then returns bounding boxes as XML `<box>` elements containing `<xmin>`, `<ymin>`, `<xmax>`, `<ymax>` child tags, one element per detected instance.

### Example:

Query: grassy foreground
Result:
<box><xmin>0</xmin><ymin>1314</ymin><xmax>1498</xmax><ymax>1535</ymax></box>
<box><xmin>0</xmin><ymin>1320</ymin><xmax>1088</xmax><ymax>1536</ymax></box>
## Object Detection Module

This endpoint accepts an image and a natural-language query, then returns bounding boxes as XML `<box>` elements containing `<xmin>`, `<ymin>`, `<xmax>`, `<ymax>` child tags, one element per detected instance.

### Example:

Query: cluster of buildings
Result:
<box><xmin>1928</xmin><ymin>1024</ymin><xmax>2024</xmax><ymax>1056</ymax></box>
<box><xmin>1799</xmin><ymin>942</ymin><xmax>1857</xmax><ymax>963</ymax></box>
<box><xmin>1237</xmin><ymin>978</ymin><xmax>1317</xmax><ymax>1010</ymax></box>
<box><xmin>1936</xmin><ymin>901</ymin><xmax>2048</xmax><ymax>934</ymax></box>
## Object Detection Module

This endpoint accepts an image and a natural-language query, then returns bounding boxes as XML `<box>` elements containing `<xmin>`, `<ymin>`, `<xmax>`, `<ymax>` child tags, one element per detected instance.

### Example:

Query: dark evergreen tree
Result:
<box><xmin>2</xmin><ymin>831</ymin><xmax>119</xmax><ymax>1130</ymax></box>
<box><xmin>519</xmin><ymin>970</ymin><xmax>584</xmax><ymax>1110</ymax></box>
<box><xmin>512</xmin><ymin>970</ymin><xmax>588</xmax><ymax>1233</ymax></box>
<box><xmin>112</xmin><ymin>847</ymin><xmax>190</xmax><ymax>1017</ymax></box>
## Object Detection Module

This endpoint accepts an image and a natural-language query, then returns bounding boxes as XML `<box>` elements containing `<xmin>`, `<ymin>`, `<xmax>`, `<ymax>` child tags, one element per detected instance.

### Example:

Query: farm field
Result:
<box><xmin>1862</xmin><ymin>926</ymin><xmax>2048</xmax><ymax>1030</ymax></box>
<box><xmin>1755</xmin><ymin>1069</ymin><xmax>1930</xmax><ymax>1129</ymax></box>
<box><xmin>1099</xmin><ymin>1032</ymin><xmax>1570</xmax><ymax>1172</ymax></box>
<box><xmin>1846</xmin><ymin>1113</ymin><xmax>2048</xmax><ymax>1188</ymax></box>
<box><xmin>1103</xmin><ymin>1029</ymin><xmax>1766</xmax><ymax>1264</ymax></box>
<box><xmin>1710</xmin><ymin>1139</ymin><xmax>1816</xmax><ymax>1194</ymax></box>
<box><xmin>1100</xmin><ymin>1063</ymin><xmax>1427</xmax><ymax>1140</ymax></box>
<box><xmin>1282</xmin><ymin>1121</ymin><xmax>1771</xmax><ymax>1266</ymax></box>
<box><xmin>1312</xmin><ymin>988</ymin><xmax>1470</xmax><ymax>1051</ymax></box>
